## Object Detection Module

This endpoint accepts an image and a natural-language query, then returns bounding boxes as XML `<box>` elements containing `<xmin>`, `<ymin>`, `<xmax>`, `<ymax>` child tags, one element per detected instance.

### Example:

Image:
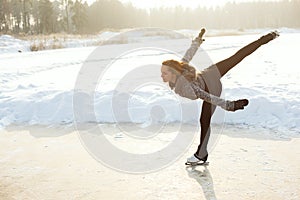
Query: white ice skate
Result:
<box><xmin>185</xmin><ymin>155</ymin><xmax>209</xmax><ymax>166</ymax></box>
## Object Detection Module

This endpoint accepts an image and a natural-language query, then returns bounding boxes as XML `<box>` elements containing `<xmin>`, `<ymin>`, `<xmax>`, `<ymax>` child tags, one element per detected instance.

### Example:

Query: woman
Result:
<box><xmin>161</xmin><ymin>29</ymin><xmax>279</xmax><ymax>164</ymax></box>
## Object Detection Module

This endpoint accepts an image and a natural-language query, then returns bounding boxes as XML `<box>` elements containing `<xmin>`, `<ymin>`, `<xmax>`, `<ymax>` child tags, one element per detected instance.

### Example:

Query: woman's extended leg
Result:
<box><xmin>215</xmin><ymin>31</ymin><xmax>279</xmax><ymax>78</ymax></box>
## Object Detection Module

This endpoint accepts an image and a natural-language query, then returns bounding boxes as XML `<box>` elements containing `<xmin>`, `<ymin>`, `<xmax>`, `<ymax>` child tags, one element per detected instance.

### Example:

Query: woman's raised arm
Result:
<box><xmin>181</xmin><ymin>28</ymin><xmax>205</xmax><ymax>63</ymax></box>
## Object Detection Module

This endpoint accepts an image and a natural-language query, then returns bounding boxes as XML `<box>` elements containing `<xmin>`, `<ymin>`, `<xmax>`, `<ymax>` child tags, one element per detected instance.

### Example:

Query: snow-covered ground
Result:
<box><xmin>0</xmin><ymin>28</ymin><xmax>299</xmax><ymax>136</ymax></box>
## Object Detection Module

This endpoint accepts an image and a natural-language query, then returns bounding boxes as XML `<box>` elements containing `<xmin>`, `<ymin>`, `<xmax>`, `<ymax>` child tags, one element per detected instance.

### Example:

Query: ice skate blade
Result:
<box><xmin>185</xmin><ymin>162</ymin><xmax>209</xmax><ymax>166</ymax></box>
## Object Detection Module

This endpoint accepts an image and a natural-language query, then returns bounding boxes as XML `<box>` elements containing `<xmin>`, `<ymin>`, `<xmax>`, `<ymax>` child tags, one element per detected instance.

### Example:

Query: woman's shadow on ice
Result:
<box><xmin>186</xmin><ymin>165</ymin><xmax>217</xmax><ymax>200</ymax></box>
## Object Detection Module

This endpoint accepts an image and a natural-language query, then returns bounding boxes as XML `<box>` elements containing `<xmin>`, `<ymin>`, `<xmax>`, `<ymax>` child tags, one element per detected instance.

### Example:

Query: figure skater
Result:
<box><xmin>160</xmin><ymin>28</ymin><xmax>279</xmax><ymax>164</ymax></box>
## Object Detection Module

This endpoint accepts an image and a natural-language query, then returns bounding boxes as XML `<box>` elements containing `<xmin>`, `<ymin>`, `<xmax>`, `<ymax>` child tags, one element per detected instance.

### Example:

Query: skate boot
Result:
<box><xmin>270</xmin><ymin>30</ymin><xmax>280</xmax><ymax>39</ymax></box>
<box><xmin>260</xmin><ymin>30</ymin><xmax>280</xmax><ymax>44</ymax></box>
<box><xmin>185</xmin><ymin>154</ymin><xmax>208</xmax><ymax>166</ymax></box>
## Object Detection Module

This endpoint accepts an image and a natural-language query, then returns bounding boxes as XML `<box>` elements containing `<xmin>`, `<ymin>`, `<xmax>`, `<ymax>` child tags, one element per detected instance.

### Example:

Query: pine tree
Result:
<box><xmin>38</xmin><ymin>0</ymin><xmax>54</xmax><ymax>33</ymax></box>
<box><xmin>0</xmin><ymin>0</ymin><xmax>8</xmax><ymax>32</ymax></box>
<box><xmin>71</xmin><ymin>0</ymin><xmax>87</xmax><ymax>33</ymax></box>
<box><xmin>61</xmin><ymin>0</ymin><xmax>73</xmax><ymax>33</ymax></box>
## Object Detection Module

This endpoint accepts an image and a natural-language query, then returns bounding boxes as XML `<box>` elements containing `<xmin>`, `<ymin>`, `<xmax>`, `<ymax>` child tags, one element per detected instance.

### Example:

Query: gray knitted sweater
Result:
<box><xmin>173</xmin><ymin>38</ymin><xmax>233</xmax><ymax>111</ymax></box>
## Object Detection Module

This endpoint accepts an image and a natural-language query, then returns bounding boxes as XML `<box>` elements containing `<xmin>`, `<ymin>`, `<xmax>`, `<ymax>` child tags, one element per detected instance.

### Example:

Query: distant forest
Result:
<box><xmin>0</xmin><ymin>0</ymin><xmax>299</xmax><ymax>34</ymax></box>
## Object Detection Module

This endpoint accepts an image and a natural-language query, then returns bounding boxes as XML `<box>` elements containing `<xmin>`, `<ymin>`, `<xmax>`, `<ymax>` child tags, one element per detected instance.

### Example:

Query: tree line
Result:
<box><xmin>0</xmin><ymin>0</ymin><xmax>299</xmax><ymax>35</ymax></box>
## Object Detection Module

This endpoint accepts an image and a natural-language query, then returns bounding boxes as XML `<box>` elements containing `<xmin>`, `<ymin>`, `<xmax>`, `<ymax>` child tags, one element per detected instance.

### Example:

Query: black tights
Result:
<box><xmin>195</xmin><ymin>33</ymin><xmax>275</xmax><ymax>160</ymax></box>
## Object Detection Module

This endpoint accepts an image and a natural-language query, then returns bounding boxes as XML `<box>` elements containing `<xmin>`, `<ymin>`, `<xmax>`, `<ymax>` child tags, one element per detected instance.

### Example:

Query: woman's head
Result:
<box><xmin>161</xmin><ymin>59</ymin><xmax>196</xmax><ymax>85</ymax></box>
<box><xmin>161</xmin><ymin>60</ymin><xmax>182</xmax><ymax>83</ymax></box>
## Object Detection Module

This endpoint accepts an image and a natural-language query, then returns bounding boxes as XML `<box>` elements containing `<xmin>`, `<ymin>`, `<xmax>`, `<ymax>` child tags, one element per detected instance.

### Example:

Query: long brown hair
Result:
<box><xmin>162</xmin><ymin>59</ymin><xmax>196</xmax><ymax>82</ymax></box>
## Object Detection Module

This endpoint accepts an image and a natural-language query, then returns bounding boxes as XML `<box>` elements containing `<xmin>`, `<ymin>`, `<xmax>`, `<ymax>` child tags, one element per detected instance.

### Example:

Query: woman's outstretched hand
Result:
<box><xmin>194</xmin><ymin>28</ymin><xmax>206</xmax><ymax>43</ymax></box>
<box><xmin>233</xmin><ymin>99</ymin><xmax>249</xmax><ymax>111</ymax></box>
<box><xmin>224</xmin><ymin>99</ymin><xmax>249</xmax><ymax>111</ymax></box>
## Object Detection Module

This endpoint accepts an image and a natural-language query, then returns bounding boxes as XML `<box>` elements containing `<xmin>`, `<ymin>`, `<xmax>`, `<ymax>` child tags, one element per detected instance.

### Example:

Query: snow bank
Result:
<box><xmin>0</xmin><ymin>29</ymin><xmax>184</xmax><ymax>54</ymax></box>
<box><xmin>0</xmin><ymin>35</ymin><xmax>30</xmax><ymax>54</ymax></box>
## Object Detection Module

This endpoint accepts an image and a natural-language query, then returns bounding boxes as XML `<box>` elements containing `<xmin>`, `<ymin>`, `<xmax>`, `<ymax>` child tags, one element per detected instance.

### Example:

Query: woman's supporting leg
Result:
<box><xmin>216</xmin><ymin>31</ymin><xmax>278</xmax><ymax>78</ymax></box>
<box><xmin>194</xmin><ymin>101</ymin><xmax>217</xmax><ymax>161</ymax></box>
<box><xmin>194</xmin><ymin>79</ymin><xmax>222</xmax><ymax>161</ymax></box>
